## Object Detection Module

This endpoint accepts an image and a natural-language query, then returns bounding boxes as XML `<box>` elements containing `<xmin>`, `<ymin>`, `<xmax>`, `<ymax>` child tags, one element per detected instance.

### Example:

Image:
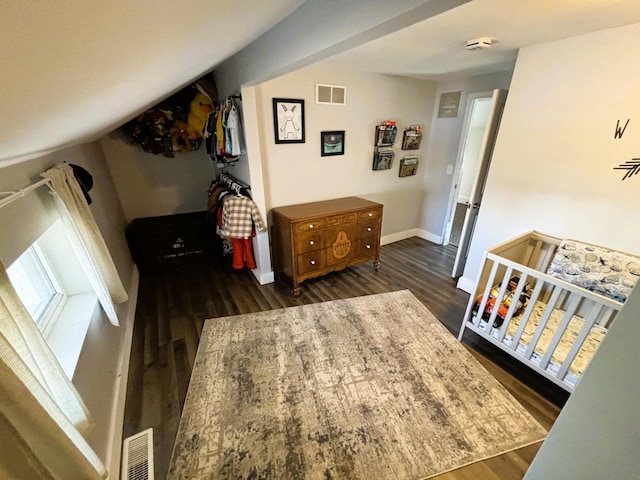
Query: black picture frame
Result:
<box><xmin>321</xmin><ymin>130</ymin><xmax>345</xmax><ymax>156</ymax></box>
<box><xmin>272</xmin><ymin>98</ymin><xmax>305</xmax><ymax>144</ymax></box>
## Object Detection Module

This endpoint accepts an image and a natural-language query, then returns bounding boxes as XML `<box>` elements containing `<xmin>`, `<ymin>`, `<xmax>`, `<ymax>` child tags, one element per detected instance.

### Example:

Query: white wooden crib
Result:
<box><xmin>458</xmin><ymin>231</ymin><xmax>631</xmax><ymax>392</ymax></box>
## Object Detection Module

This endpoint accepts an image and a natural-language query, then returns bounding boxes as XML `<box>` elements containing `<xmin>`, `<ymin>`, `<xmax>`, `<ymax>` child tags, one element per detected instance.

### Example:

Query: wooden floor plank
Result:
<box><xmin>122</xmin><ymin>237</ymin><xmax>568</xmax><ymax>479</ymax></box>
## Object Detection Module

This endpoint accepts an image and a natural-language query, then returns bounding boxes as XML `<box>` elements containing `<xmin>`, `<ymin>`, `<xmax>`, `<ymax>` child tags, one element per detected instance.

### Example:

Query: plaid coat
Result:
<box><xmin>219</xmin><ymin>195</ymin><xmax>267</xmax><ymax>239</ymax></box>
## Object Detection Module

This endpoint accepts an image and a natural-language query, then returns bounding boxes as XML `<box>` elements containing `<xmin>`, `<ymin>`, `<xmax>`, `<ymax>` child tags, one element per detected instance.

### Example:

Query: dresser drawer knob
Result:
<box><xmin>310</xmin><ymin>260</ymin><xmax>316</xmax><ymax>265</ymax></box>
<box><xmin>366</xmin><ymin>244</ymin><xmax>371</xmax><ymax>249</ymax></box>
<box><xmin>367</xmin><ymin>227</ymin><xmax>372</xmax><ymax>232</ymax></box>
<box><xmin>369</xmin><ymin>213</ymin><xmax>373</xmax><ymax>217</ymax></box>
<box><xmin>309</xmin><ymin>224</ymin><xmax>314</xmax><ymax>229</ymax></box>
<box><xmin>309</xmin><ymin>240</ymin><xmax>314</xmax><ymax>245</ymax></box>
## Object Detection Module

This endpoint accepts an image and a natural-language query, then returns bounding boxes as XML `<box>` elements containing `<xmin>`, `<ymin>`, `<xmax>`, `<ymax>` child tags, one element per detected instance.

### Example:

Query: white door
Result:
<box><xmin>451</xmin><ymin>89</ymin><xmax>507</xmax><ymax>278</ymax></box>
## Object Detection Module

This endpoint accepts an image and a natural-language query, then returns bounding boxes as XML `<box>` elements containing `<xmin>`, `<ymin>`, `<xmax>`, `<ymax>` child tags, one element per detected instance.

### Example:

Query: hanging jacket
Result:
<box><xmin>219</xmin><ymin>195</ymin><xmax>267</xmax><ymax>239</ymax></box>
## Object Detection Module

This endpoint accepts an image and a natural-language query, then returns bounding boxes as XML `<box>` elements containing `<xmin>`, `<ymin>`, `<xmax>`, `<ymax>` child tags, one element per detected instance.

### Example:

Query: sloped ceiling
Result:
<box><xmin>0</xmin><ymin>0</ymin><xmax>303</xmax><ymax>166</ymax></box>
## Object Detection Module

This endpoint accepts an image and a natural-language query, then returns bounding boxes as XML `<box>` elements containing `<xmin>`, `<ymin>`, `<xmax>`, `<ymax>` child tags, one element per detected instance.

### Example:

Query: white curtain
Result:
<box><xmin>41</xmin><ymin>163</ymin><xmax>128</xmax><ymax>326</ymax></box>
<box><xmin>0</xmin><ymin>261</ymin><xmax>106</xmax><ymax>479</ymax></box>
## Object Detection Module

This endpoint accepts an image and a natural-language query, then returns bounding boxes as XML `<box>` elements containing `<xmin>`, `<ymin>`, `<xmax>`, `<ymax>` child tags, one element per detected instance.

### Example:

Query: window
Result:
<box><xmin>7</xmin><ymin>244</ymin><xmax>64</xmax><ymax>336</ymax></box>
<box><xmin>6</xmin><ymin>219</ymin><xmax>98</xmax><ymax>379</ymax></box>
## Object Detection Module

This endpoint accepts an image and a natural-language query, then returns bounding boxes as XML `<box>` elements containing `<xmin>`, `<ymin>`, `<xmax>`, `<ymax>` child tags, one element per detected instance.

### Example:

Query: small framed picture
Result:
<box><xmin>321</xmin><ymin>130</ymin><xmax>345</xmax><ymax>156</ymax></box>
<box><xmin>272</xmin><ymin>98</ymin><xmax>305</xmax><ymax>144</ymax></box>
<box><xmin>399</xmin><ymin>156</ymin><xmax>419</xmax><ymax>177</ymax></box>
<box><xmin>373</xmin><ymin>148</ymin><xmax>395</xmax><ymax>170</ymax></box>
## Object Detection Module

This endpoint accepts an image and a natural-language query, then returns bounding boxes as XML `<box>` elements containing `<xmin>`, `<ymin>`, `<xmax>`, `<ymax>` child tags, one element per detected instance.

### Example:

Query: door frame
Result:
<box><xmin>442</xmin><ymin>91</ymin><xmax>493</xmax><ymax>246</ymax></box>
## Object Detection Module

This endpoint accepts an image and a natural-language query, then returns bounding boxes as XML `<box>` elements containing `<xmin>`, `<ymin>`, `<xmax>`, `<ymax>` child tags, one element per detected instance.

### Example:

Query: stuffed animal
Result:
<box><xmin>471</xmin><ymin>276</ymin><xmax>531</xmax><ymax>328</ymax></box>
<box><xmin>186</xmin><ymin>90</ymin><xmax>213</xmax><ymax>140</ymax></box>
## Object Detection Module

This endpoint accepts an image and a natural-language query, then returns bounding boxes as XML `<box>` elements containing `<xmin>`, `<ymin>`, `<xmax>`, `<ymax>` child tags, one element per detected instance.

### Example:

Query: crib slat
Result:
<box><xmin>495</xmin><ymin>273</ymin><xmax>529</xmax><ymax>343</ymax></box>
<box><xmin>510</xmin><ymin>279</ymin><xmax>545</xmax><ymax>351</ymax></box>
<box><xmin>458</xmin><ymin>253</ymin><xmax>497</xmax><ymax>341</ymax></box>
<box><xmin>555</xmin><ymin>301</ymin><xmax>604</xmax><ymax>381</ymax></box>
<box><xmin>538</xmin><ymin>241</ymin><xmax>556</xmax><ymax>272</ymax></box>
<box><xmin>556</xmin><ymin>289</ymin><xmax>570</xmax><ymax>310</ymax></box>
<box><xmin>524</xmin><ymin>286</ymin><xmax>563</xmax><ymax>359</ymax></box>
<box><xmin>487</xmin><ymin>267</ymin><xmax>513</xmax><ymax>331</ymax></box>
<box><xmin>521</xmin><ymin>239</ymin><xmax>537</xmax><ymax>267</ymax></box>
<box><xmin>530</xmin><ymin>239</ymin><xmax>544</xmax><ymax>269</ymax></box>
<box><xmin>595</xmin><ymin>306</ymin><xmax>617</xmax><ymax>328</ymax></box>
<box><xmin>538</xmin><ymin>291</ymin><xmax>582</xmax><ymax>371</ymax></box>
<box><xmin>471</xmin><ymin>260</ymin><xmax>500</xmax><ymax>329</ymax></box>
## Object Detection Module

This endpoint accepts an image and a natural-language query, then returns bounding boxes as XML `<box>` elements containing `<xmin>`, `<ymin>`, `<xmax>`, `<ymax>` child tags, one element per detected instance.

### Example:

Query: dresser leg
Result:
<box><xmin>374</xmin><ymin>260</ymin><xmax>380</xmax><ymax>272</ymax></box>
<box><xmin>293</xmin><ymin>286</ymin><xmax>301</xmax><ymax>297</ymax></box>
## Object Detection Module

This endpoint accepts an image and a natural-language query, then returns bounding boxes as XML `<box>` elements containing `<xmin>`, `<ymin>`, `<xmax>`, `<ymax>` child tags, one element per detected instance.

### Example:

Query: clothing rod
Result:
<box><xmin>219</xmin><ymin>172</ymin><xmax>250</xmax><ymax>190</ymax></box>
<box><xmin>0</xmin><ymin>178</ymin><xmax>52</xmax><ymax>210</ymax></box>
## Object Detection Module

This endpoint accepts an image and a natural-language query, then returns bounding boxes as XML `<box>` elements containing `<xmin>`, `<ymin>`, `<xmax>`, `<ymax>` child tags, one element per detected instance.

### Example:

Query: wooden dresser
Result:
<box><xmin>271</xmin><ymin>197</ymin><xmax>383</xmax><ymax>295</ymax></box>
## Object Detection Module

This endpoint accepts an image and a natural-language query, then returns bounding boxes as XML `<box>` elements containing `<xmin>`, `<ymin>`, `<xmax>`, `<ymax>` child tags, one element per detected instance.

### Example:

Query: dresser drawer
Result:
<box><xmin>326</xmin><ymin>212</ymin><xmax>358</xmax><ymax>227</ymax></box>
<box><xmin>358</xmin><ymin>208</ymin><xmax>381</xmax><ymax>221</ymax></box>
<box><xmin>295</xmin><ymin>230</ymin><xmax>325</xmax><ymax>254</ymax></box>
<box><xmin>297</xmin><ymin>250</ymin><xmax>326</xmax><ymax>274</ymax></box>
<box><xmin>294</xmin><ymin>219</ymin><xmax>325</xmax><ymax>233</ymax></box>
<box><xmin>358</xmin><ymin>219</ymin><xmax>380</xmax><ymax>239</ymax></box>
<box><xmin>357</xmin><ymin>239</ymin><xmax>379</xmax><ymax>258</ymax></box>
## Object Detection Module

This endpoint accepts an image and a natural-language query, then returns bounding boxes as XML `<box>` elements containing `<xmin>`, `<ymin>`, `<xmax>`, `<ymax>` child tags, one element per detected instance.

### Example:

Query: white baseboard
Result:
<box><xmin>414</xmin><ymin>229</ymin><xmax>443</xmax><ymax>245</ymax></box>
<box><xmin>252</xmin><ymin>268</ymin><xmax>275</xmax><ymax>285</ymax></box>
<box><xmin>106</xmin><ymin>265</ymin><xmax>139</xmax><ymax>480</ymax></box>
<box><xmin>456</xmin><ymin>276</ymin><xmax>475</xmax><ymax>294</ymax></box>
<box><xmin>381</xmin><ymin>229</ymin><xmax>443</xmax><ymax>246</ymax></box>
<box><xmin>381</xmin><ymin>229</ymin><xmax>418</xmax><ymax>245</ymax></box>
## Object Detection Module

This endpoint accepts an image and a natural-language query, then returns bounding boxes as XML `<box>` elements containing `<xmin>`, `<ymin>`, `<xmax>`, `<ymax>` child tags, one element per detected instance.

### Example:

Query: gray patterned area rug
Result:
<box><xmin>168</xmin><ymin>290</ymin><xmax>546</xmax><ymax>480</ymax></box>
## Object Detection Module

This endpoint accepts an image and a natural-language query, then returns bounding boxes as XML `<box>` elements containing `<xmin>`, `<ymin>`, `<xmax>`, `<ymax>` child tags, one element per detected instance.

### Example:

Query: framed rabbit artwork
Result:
<box><xmin>272</xmin><ymin>98</ymin><xmax>305</xmax><ymax>144</ymax></box>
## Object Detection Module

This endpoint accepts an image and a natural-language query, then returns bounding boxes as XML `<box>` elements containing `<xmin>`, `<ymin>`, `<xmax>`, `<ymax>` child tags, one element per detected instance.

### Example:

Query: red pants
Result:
<box><xmin>230</xmin><ymin>238</ymin><xmax>257</xmax><ymax>270</ymax></box>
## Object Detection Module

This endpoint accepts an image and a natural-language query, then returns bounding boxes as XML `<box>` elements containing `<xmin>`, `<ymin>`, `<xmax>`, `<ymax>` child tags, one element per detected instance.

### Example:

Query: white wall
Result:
<box><xmin>420</xmin><ymin>71</ymin><xmax>513</xmax><ymax>242</ymax></box>
<box><xmin>100</xmin><ymin>133</ymin><xmax>217</xmax><ymax>221</ymax></box>
<box><xmin>255</xmin><ymin>63</ymin><xmax>437</xmax><ymax>240</ymax></box>
<box><xmin>0</xmin><ymin>143</ymin><xmax>135</xmax><ymax>474</ymax></box>
<box><xmin>461</xmin><ymin>23</ymin><xmax>640</xmax><ymax>291</ymax></box>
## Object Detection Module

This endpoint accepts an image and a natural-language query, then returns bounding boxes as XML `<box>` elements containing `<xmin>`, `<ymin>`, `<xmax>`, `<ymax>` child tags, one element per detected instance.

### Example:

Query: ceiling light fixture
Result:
<box><xmin>465</xmin><ymin>37</ymin><xmax>492</xmax><ymax>51</ymax></box>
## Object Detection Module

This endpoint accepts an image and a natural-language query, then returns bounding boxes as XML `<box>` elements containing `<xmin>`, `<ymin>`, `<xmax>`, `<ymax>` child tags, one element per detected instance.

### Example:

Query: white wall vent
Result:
<box><xmin>316</xmin><ymin>83</ymin><xmax>347</xmax><ymax>105</ymax></box>
<box><xmin>122</xmin><ymin>428</ymin><xmax>154</xmax><ymax>480</ymax></box>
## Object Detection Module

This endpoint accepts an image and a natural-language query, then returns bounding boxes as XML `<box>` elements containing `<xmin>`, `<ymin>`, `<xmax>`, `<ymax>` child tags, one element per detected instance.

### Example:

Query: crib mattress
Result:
<box><xmin>475</xmin><ymin>301</ymin><xmax>607</xmax><ymax>385</ymax></box>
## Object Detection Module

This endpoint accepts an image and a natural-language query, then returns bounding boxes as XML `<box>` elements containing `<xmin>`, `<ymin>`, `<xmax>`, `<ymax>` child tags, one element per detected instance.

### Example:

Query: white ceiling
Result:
<box><xmin>324</xmin><ymin>0</ymin><xmax>640</xmax><ymax>81</ymax></box>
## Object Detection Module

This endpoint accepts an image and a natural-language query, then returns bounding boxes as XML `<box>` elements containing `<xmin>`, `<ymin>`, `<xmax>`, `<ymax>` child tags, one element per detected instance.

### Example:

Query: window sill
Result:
<box><xmin>45</xmin><ymin>292</ymin><xmax>99</xmax><ymax>380</ymax></box>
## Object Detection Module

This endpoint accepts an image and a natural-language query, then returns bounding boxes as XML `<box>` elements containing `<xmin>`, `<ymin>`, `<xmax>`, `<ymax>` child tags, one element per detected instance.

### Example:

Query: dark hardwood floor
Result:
<box><xmin>123</xmin><ymin>237</ymin><xmax>568</xmax><ymax>479</ymax></box>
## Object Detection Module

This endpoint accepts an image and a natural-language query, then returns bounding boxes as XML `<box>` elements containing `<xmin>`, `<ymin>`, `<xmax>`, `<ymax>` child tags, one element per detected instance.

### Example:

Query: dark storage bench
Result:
<box><xmin>126</xmin><ymin>211</ymin><xmax>215</xmax><ymax>272</ymax></box>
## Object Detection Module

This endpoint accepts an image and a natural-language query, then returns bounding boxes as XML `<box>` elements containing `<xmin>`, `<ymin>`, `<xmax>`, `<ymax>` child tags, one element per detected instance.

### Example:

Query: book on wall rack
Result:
<box><xmin>374</xmin><ymin>121</ymin><xmax>397</xmax><ymax>147</ymax></box>
<box><xmin>372</xmin><ymin>148</ymin><xmax>395</xmax><ymax>171</ymax></box>
<box><xmin>401</xmin><ymin>125</ymin><xmax>423</xmax><ymax>150</ymax></box>
<box><xmin>398</xmin><ymin>156</ymin><xmax>419</xmax><ymax>177</ymax></box>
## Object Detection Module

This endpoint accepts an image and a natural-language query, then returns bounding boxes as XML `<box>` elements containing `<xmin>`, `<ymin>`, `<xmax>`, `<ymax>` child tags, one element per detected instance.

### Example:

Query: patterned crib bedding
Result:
<box><xmin>546</xmin><ymin>239</ymin><xmax>640</xmax><ymax>303</ymax></box>
<box><xmin>475</xmin><ymin>301</ymin><xmax>607</xmax><ymax>386</ymax></box>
